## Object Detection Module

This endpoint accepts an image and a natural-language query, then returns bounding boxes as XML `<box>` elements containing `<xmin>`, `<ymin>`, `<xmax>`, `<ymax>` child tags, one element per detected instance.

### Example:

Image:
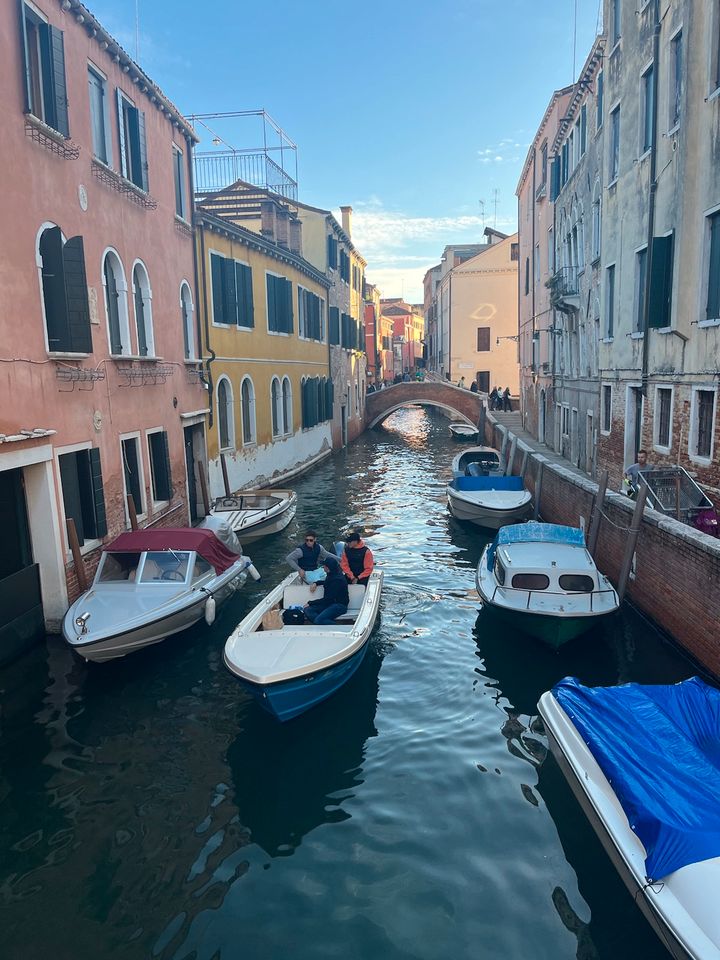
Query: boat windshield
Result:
<box><xmin>98</xmin><ymin>552</ymin><xmax>142</xmax><ymax>583</ymax></box>
<box><xmin>139</xmin><ymin>551</ymin><xmax>192</xmax><ymax>584</ymax></box>
<box><xmin>511</xmin><ymin>573</ymin><xmax>550</xmax><ymax>590</ymax></box>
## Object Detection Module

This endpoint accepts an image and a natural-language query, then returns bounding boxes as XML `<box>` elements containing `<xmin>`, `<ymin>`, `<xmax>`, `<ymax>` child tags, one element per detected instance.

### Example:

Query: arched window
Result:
<box><xmin>217</xmin><ymin>377</ymin><xmax>234</xmax><ymax>450</ymax></box>
<box><xmin>591</xmin><ymin>181</ymin><xmax>601</xmax><ymax>262</ymax></box>
<box><xmin>180</xmin><ymin>282</ymin><xmax>194</xmax><ymax>359</ymax></box>
<box><xmin>282</xmin><ymin>376</ymin><xmax>292</xmax><ymax>434</ymax></box>
<box><xmin>132</xmin><ymin>261</ymin><xmax>154</xmax><ymax>357</ymax></box>
<box><xmin>37</xmin><ymin>224</ymin><xmax>92</xmax><ymax>354</ymax></box>
<box><xmin>102</xmin><ymin>250</ymin><xmax>130</xmax><ymax>355</ymax></box>
<box><xmin>241</xmin><ymin>377</ymin><xmax>256</xmax><ymax>444</ymax></box>
<box><xmin>271</xmin><ymin>377</ymin><xmax>281</xmax><ymax>438</ymax></box>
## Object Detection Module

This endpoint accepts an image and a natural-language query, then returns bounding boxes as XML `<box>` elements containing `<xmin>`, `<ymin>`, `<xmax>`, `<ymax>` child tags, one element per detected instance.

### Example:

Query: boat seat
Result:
<box><xmin>281</xmin><ymin>582</ymin><xmax>365</xmax><ymax>623</ymax></box>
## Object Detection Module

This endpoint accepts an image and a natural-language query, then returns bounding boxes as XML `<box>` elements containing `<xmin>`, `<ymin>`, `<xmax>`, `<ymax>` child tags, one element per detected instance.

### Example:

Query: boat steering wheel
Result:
<box><xmin>161</xmin><ymin>569</ymin><xmax>185</xmax><ymax>582</ymax></box>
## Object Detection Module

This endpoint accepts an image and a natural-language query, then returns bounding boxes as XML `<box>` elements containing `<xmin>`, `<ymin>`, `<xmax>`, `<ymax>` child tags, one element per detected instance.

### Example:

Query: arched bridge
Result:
<box><xmin>365</xmin><ymin>381</ymin><xmax>485</xmax><ymax>429</ymax></box>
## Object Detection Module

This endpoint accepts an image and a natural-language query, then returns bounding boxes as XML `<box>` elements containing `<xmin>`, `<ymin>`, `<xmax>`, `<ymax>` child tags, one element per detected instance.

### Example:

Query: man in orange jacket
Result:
<box><xmin>339</xmin><ymin>531</ymin><xmax>374</xmax><ymax>587</ymax></box>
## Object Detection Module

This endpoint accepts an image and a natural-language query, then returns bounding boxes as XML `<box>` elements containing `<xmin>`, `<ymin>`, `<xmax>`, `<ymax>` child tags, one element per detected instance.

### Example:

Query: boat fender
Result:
<box><xmin>204</xmin><ymin>595</ymin><xmax>216</xmax><ymax>625</ymax></box>
<box><xmin>246</xmin><ymin>563</ymin><xmax>261</xmax><ymax>582</ymax></box>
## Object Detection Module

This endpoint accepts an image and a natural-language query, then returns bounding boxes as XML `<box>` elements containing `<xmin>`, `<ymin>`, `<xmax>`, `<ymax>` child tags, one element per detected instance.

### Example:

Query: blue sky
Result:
<box><xmin>89</xmin><ymin>0</ymin><xmax>601</xmax><ymax>302</ymax></box>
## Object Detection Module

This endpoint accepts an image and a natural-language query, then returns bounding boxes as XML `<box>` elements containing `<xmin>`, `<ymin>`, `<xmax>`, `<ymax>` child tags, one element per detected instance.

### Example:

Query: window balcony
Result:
<box><xmin>548</xmin><ymin>266</ymin><xmax>580</xmax><ymax>311</ymax></box>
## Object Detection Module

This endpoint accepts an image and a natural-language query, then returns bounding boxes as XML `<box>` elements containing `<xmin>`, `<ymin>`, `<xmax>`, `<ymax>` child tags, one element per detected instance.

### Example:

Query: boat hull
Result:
<box><xmin>447</xmin><ymin>490</ymin><xmax>532</xmax><ymax>530</ymax></box>
<box><xmin>480</xmin><ymin>600</ymin><xmax>602</xmax><ymax>648</ymax></box>
<box><xmin>235</xmin><ymin>500</ymin><xmax>296</xmax><ymax>543</ymax></box>
<box><xmin>449</xmin><ymin>426</ymin><xmax>479</xmax><ymax>442</ymax></box>
<box><xmin>211</xmin><ymin>491</ymin><xmax>296</xmax><ymax>544</ymax></box>
<box><xmin>236</xmin><ymin>639</ymin><xmax>371</xmax><ymax>722</ymax></box>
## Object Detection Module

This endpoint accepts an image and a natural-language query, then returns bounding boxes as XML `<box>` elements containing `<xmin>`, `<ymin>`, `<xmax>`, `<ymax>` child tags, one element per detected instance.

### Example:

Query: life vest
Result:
<box><xmin>344</xmin><ymin>544</ymin><xmax>368</xmax><ymax>578</ymax></box>
<box><xmin>298</xmin><ymin>541</ymin><xmax>321</xmax><ymax>571</ymax></box>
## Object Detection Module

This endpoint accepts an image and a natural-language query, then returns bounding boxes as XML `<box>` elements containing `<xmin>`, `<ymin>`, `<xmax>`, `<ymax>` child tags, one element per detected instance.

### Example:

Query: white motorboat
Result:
<box><xmin>63</xmin><ymin>527</ymin><xmax>259</xmax><ymax>662</ymax></box>
<box><xmin>447</xmin><ymin>473</ymin><xmax>532</xmax><ymax>529</ymax></box>
<box><xmin>450</xmin><ymin>445</ymin><xmax>503</xmax><ymax>478</ymax></box>
<box><xmin>209</xmin><ymin>489</ymin><xmax>297</xmax><ymax>544</ymax></box>
<box><xmin>476</xmin><ymin>523</ymin><xmax>619</xmax><ymax>647</ymax></box>
<box><xmin>224</xmin><ymin>570</ymin><xmax>383</xmax><ymax>721</ymax></box>
<box><xmin>539</xmin><ymin>676</ymin><xmax>720</xmax><ymax>960</ymax></box>
<box><xmin>449</xmin><ymin>422</ymin><xmax>479</xmax><ymax>442</ymax></box>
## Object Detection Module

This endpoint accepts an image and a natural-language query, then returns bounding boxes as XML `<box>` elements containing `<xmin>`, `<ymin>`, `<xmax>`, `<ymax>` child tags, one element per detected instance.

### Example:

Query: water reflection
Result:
<box><xmin>227</xmin><ymin>642</ymin><xmax>383</xmax><ymax>858</ymax></box>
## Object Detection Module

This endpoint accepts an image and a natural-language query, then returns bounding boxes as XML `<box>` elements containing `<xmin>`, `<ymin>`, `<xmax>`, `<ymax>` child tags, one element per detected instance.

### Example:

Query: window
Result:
<box><xmin>610</xmin><ymin>106</ymin><xmax>620</xmax><ymax>181</ymax></box>
<box><xmin>580</xmin><ymin>104</ymin><xmax>587</xmax><ymax>156</ymax></box>
<box><xmin>121</xmin><ymin>436</ymin><xmax>145</xmax><ymax>518</ymax></box>
<box><xmin>477</xmin><ymin>327</ymin><xmax>490</xmax><ymax>352</ymax></box>
<box><xmin>20</xmin><ymin>4</ymin><xmax>69</xmax><ymax>136</ymax></box>
<box><xmin>148</xmin><ymin>430</ymin><xmax>172</xmax><ymax>503</ymax></box>
<box><xmin>58</xmin><ymin>448</ymin><xmax>107</xmax><ymax>546</ymax></box>
<box><xmin>327</xmin><ymin>235</ymin><xmax>338</xmax><ymax>270</ymax></box>
<box><xmin>173</xmin><ymin>145</ymin><xmax>187</xmax><ymax>219</ymax></box>
<box><xmin>705</xmin><ymin>211</ymin><xmax>720</xmax><ymax>323</ymax></box>
<box><xmin>602</xmin><ymin>384</ymin><xmax>612</xmax><ymax>434</ymax></box>
<box><xmin>271</xmin><ymin>377</ymin><xmax>281</xmax><ymax>438</ymax></box>
<box><xmin>339</xmin><ymin>249</ymin><xmax>350</xmax><ymax>283</ymax></box>
<box><xmin>611</xmin><ymin>0</ymin><xmax>621</xmax><ymax>46</ymax></box>
<box><xmin>476</xmin><ymin>371</ymin><xmax>490</xmax><ymax>393</ymax></box>
<box><xmin>282</xmin><ymin>377</ymin><xmax>292</xmax><ymax>434</ymax></box>
<box><xmin>605</xmin><ymin>265</ymin><xmax>615</xmax><ymax>338</ymax></box>
<box><xmin>559</xmin><ymin>575</ymin><xmax>594</xmax><ymax>592</ymax></box>
<box><xmin>524</xmin><ymin>257</ymin><xmax>530</xmax><ymax>296</ymax></box>
<box><xmin>591</xmin><ymin>182</ymin><xmax>601</xmax><ymax>261</ymax></box>
<box><xmin>88</xmin><ymin>66</ymin><xmax>111</xmax><ymax>164</ymax></box>
<box><xmin>180</xmin><ymin>282</ymin><xmax>194</xmax><ymax>360</ymax></box>
<box><xmin>494</xmin><ymin>558</ymin><xmax>506</xmax><ymax>586</ymax></box>
<box><xmin>240</xmin><ymin>377</ymin><xmax>256</xmax><ymax>444</ymax></box>
<box><xmin>561</xmin><ymin>404</ymin><xmax>570</xmax><ymax>437</ymax></box>
<box><xmin>510</xmin><ymin>242</ymin><xmax>519</xmax><ymax>261</ymax></box>
<box><xmin>210</xmin><ymin>254</ymin><xmax>254</xmax><ymax>328</ymax></box>
<box><xmin>301</xmin><ymin>377</ymin><xmax>333</xmax><ymax>428</ymax></box>
<box><xmin>298</xmin><ymin>287</ymin><xmax>324</xmax><ymax>341</ymax></box>
<box><xmin>511</xmin><ymin>573</ymin><xmax>549</xmax><ymax>590</ymax></box>
<box><xmin>596</xmin><ymin>71</ymin><xmax>604</xmax><ymax>128</ymax></box>
<box><xmin>548</xmin><ymin>227</ymin><xmax>554</xmax><ymax>272</ymax></box>
<box><xmin>641</xmin><ymin>65</ymin><xmax>654</xmax><ymax>154</ymax></box>
<box><xmin>217</xmin><ymin>377</ymin><xmax>234</xmax><ymax>451</ymax></box>
<box><xmin>39</xmin><ymin>226</ymin><xmax>92</xmax><ymax>353</ymax></box>
<box><xmin>635</xmin><ymin>247</ymin><xmax>648</xmax><ymax>333</ymax></box>
<box><xmin>669</xmin><ymin>32</ymin><xmax>682</xmax><ymax>129</ymax></box>
<box><xmin>132</xmin><ymin>262</ymin><xmax>154</xmax><ymax>357</ymax></box>
<box><xmin>648</xmin><ymin>232</ymin><xmax>674</xmax><ymax>329</ymax></box>
<box><xmin>691</xmin><ymin>389</ymin><xmax>716</xmax><ymax>460</ymax></box>
<box><xmin>102</xmin><ymin>250</ymin><xmax>130</xmax><ymax>355</ymax></box>
<box><xmin>116</xmin><ymin>90</ymin><xmax>148</xmax><ymax>191</ymax></box>
<box><xmin>540</xmin><ymin>142</ymin><xmax>548</xmax><ymax>187</ymax></box>
<box><xmin>655</xmin><ymin>387</ymin><xmax>672</xmax><ymax>450</ymax></box>
<box><xmin>329</xmin><ymin>306</ymin><xmax>340</xmax><ymax>345</ymax></box>
<box><xmin>341</xmin><ymin>313</ymin><xmax>357</xmax><ymax>349</ymax></box>
<box><xmin>534</xmin><ymin>243</ymin><xmax>540</xmax><ymax>283</ymax></box>
<box><xmin>267</xmin><ymin>274</ymin><xmax>293</xmax><ymax>334</ymax></box>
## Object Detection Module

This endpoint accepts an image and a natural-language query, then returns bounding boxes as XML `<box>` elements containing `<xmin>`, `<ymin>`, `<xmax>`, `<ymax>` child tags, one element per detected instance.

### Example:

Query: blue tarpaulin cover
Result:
<box><xmin>487</xmin><ymin>522</ymin><xmax>584</xmax><ymax>569</ymax></box>
<box><xmin>451</xmin><ymin>476</ymin><xmax>525</xmax><ymax>492</ymax></box>
<box><xmin>553</xmin><ymin>676</ymin><xmax>720</xmax><ymax>881</ymax></box>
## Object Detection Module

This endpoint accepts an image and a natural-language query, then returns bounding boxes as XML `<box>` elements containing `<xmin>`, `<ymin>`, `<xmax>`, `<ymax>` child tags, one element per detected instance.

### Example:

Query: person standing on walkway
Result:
<box><xmin>489</xmin><ymin>386</ymin><xmax>498</xmax><ymax>409</ymax></box>
<box><xmin>286</xmin><ymin>531</ymin><xmax>330</xmax><ymax>583</ymax></box>
<box><xmin>503</xmin><ymin>387</ymin><xmax>512</xmax><ymax>411</ymax></box>
<box><xmin>470</xmin><ymin>380</ymin><xmax>478</xmax><ymax>393</ymax></box>
<box><xmin>303</xmin><ymin>556</ymin><xmax>349</xmax><ymax>624</ymax></box>
<box><xmin>340</xmin><ymin>531</ymin><xmax>374</xmax><ymax>587</ymax></box>
<box><xmin>457</xmin><ymin>375</ymin><xmax>466</xmax><ymax>389</ymax></box>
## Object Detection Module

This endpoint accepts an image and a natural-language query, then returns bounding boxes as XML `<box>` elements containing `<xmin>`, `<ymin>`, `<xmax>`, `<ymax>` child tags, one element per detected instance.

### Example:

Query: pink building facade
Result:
<box><xmin>0</xmin><ymin>0</ymin><xmax>206</xmax><ymax>654</ymax></box>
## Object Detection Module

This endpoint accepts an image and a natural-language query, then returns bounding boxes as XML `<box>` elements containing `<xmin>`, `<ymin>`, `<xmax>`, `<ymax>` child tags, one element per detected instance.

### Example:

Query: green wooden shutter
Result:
<box><xmin>221</xmin><ymin>257</ymin><xmax>237</xmax><ymax>324</ymax></box>
<box><xmin>88</xmin><ymin>447</ymin><xmax>107</xmax><ymax>538</ymax></box>
<box><xmin>326</xmin><ymin>378</ymin><xmax>334</xmax><ymax>417</ymax></box>
<box><xmin>157</xmin><ymin>431</ymin><xmax>173</xmax><ymax>501</ymax></box>
<box><xmin>648</xmin><ymin>233</ymin><xmax>674</xmax><ymax>329</ymax></box>
<box><xmin>267</xmin><ymin>274</ymin><xmax>276</xmax><ymax>331</ymax></box>
<box><xmin>116</xmin><ymin>89</ymin><xmax>128</xmax><ymax>179</ymax></box>
<box><xmin>284</xmin><ymin>278</ymin><xmax>293</xmax><ymax>334</ymax></box>
<box><xmin>42</xmin><ymin>226</ymin><xmax>69</xmax><ymax>351</ymax></box>
<box><xmin>550</xmin><ymin>157</ymin><xmax>560</xmax><ymax>200</ymax></box>
<box><xmin>59</xmin><ymin>453</ymin><xmax>85</xmax><ymax>544</ymax></box>
<box><xmin>236</xmin><ymin>263</ymin><xmax>254</xmax><ymax>328</ymax></box>
<box><xmin>210</xmin><ymin>254</ymin><xmax>226</xmax><ymax>324</ymax></box>
<box><xmin>18</xmin><ymin>0</ymin><xmax>32</xmax><ymax>113</ymax></box>
<box><xmin>48</xmin><ymin>26</ymin><xmax>69</xmax><ymax>137</ymax></box>
<box><xmin>105</xmin><ymin>257</ymin><xmax>123</xmax><ymax>354</ymax></box>
<box><xmin>136</xmin><ymin>109</ymin><xmax>148</xmax><ymax>191</ymax></box>
<box><xmin>707</xmin><ymin>215</ymin><xmax>720</xmax><ymax>321</ymax></box>
<box><xmin>63</xmin><ymin>236</ymin><xmax>92</xmax><ymax>353</ymax></box>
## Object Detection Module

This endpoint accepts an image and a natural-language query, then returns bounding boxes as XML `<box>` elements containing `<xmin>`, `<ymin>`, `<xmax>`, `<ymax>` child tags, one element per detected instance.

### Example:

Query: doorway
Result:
<box><xmin>624</xmin><ymin>385</ymin><xmax>643</xmax><ymax>470</ymax></box>
<box><xmin>585</xmin><ymin>410</ymin><xmax>594</xmax><ymax>475</ymax></box>
<box><xmin>341</xmin><ymin>405</ymin><xmax>348</xmax><ymax>447</ymax></box>
<box><xmin>184</xmin><ymin>424</ymin><xmax>206</xmax><ymax>523</ymax></box>
<box><xmin>538</xmin><ymin>389</ymin><xmax>546</xmax><ymax>444</ymax></box>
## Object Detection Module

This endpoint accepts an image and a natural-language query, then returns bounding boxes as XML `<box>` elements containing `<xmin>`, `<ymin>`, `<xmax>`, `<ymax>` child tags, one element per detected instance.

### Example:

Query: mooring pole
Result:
<box><xmin>478</xmin><ymin>403</ymin><xmax>487</xmax><ymax>445</ymax></box>
<box><xmin>533</xmin><ymin>461</ymin><xmax>544</xmax><ymax>521</ymax></box>
<box><xmin>197</xmin><ymin>460</ymin><xmax>211</xmax><ymax>516</ymax></box>
<box><xmin>500</xmin><ymin>428</ymin><xmax>508</xmax><ymax>466</ymax></box>
<box><xmin>617</xmin><ymin>484</ymin><xmax>648</xmax><ymax>602</ymax></box>
<box><xmin>505</xmin><ymin>436</ymin><xmax>517</xmax><ymax>476</ymax></box>
<box><xmin>587</xmin><ymin>469</ymin><xmax>608</xmax><ymax>556</ymax></box>
<box><xmin>126</xmin><ymin>494</ymin><xmax>138</xmax><ymax>531</ymax></box>
<box><xmin>220</xmin><ymin>453</ymin><xmax>231</xmax><ymax>496</ymax></box>
<box><xmin>66</xmin><ymin>518</ymin><xmax>88</xmax><ymax>592</ymax></box>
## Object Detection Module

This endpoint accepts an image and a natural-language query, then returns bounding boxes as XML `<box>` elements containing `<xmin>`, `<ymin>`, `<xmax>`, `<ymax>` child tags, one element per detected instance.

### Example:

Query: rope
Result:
<box><xmin>594</xmin><ymin>507</ymin><xmax>640</xmax><ymax>533</ymax></box>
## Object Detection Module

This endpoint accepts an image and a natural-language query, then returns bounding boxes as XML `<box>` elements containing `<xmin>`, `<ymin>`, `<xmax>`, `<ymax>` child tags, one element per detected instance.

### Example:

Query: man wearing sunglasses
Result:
<box><xmin>286</xmin><ymin>531</ymin><xmax>331</xmax><ymax>584</ymax></box>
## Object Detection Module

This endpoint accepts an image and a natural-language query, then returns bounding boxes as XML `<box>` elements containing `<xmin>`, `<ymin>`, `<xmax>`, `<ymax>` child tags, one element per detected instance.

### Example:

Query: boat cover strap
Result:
<box><xmin>553</xmin><ymin>676</ymin><xmax>720</xmax><ymax>880</ymax></box>
<box><xmin>105</xmin><ymin>528</ymin><xmax>241</xmax><ymax>574</ymax></box>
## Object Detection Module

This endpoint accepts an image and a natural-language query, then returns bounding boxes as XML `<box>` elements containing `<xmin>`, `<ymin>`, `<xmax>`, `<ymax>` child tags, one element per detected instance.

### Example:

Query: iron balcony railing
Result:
<box><xmin>549</xmin><ymin>265</ymin><xmax>579</xmax><ymax>299</ymax></box>
<box><xmin>193</xmin><ymin>150</ymin><xmax>297</xmax><ymax>200</ymax></box>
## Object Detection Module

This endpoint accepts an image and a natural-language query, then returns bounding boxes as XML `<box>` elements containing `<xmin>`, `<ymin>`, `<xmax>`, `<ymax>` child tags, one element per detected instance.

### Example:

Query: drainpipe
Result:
<box><xmin>531</xmin><ymin>148</ymin><xmax>537</xmax><ymax>421</ymax></box>
<box><xmin>198</xmin><ymin>221</ymin><xmax>216</xmax><ymax>427</ymax></box>
<box><xmin>639</xmin><ymin>0</ymin><xmax>661</xmax><ymax>457</ymax></box>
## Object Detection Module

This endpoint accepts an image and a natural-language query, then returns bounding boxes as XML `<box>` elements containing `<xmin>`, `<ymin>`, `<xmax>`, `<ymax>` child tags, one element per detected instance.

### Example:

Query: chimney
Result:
<box><xmin>289</xmin><ymin>217</ymin><xmax>302</xmax><ymax>255</ymax></box>
<box><xmin>275</xmin><ymin>208</ymin><xmax>289</xmax><ymax>248</ymax></box>
<box><xmin>261</xmin><ymin>200</ymin><xmax>276</xmax><ymax>240</ymax></box>
<box><xmin>340</xmin><ymin>205</ymin><xmax>352</xmax><ymax>238</ymax></box>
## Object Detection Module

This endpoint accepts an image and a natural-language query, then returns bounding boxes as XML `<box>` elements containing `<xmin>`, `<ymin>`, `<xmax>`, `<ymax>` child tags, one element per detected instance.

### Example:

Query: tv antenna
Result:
<box><xmin>478</xmin><ymin>199</ymin><xmax>485</xmax><ymax>230</ymax></box>
<box><xmin>492</xmin><ymin>189</ymin><xmax>499</xmax><ymax>228</ymax></box>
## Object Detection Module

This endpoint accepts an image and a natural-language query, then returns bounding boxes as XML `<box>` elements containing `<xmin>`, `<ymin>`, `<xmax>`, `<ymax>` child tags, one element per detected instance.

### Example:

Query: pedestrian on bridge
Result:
<box><xmin>503</xmin><ymin>387</ymin><xmax>512</xmax><ymax>411</ymax></box>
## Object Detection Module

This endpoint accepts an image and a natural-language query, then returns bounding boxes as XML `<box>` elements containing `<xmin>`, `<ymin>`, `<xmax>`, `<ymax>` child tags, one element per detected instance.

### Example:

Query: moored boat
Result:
<box><xmin>539</xmin><ymin>676</ymin><xmax>720</xmax><ymax>960</ymax></box>
<box><xmin>224</xmin><ymin>569</ymin><xmax>383</xmax><ymax>721</ymax></box>
<box><xmin>447</xmin><ymin>474</ymin><xmax>532</xmax><ymax>529</ymax></box>
<box><xmin>450</xmin><ymin>445</ymin><xmax>502</xmax><ymax>478</ymax></box>
<box><xmin>209</xmin><ymin>489</ymin><xmax>297</xmax><ymax>543</ymax></box>
<box><xmin>62</xmin><ymin>527</ymin><xmax>259</xmax><ymax>662</ymax></box>
<box><xmin>475</xmin><ymin>523</ymin><xmax>619</xmax><ymax>647</ymax></box>
<box><xmin>449</xmin><ymin>422</ymin><xmax>479</xmax><ymax>442</ymax></box>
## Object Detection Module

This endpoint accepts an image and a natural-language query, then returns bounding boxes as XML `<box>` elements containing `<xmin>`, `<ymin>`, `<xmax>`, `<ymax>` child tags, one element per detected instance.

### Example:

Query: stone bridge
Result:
<box><xmin>365</xmin><ymin>381</ymin><xmax>485</xmax><ymax>429</ymax></box>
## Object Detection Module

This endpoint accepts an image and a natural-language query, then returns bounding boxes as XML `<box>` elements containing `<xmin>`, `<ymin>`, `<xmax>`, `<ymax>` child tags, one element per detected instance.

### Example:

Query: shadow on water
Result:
<box><xmin>227</xmin><ymin>640</ymin><xmax>385</xmax><ymax>859</ymax></box>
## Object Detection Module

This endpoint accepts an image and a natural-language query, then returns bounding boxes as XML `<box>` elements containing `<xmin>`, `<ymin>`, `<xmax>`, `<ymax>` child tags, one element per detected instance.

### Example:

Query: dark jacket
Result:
<box><xmin>307</xmin><ymin>557</ymin><xmax>349</xmax><ymax>611</ymax></box>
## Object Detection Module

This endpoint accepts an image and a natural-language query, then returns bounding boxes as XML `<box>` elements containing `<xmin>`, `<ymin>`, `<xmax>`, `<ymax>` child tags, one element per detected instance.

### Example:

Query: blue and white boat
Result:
<box><xmin>223</xmin><ymin>570</ymin><xmax>383</xmax><ymax>721</ymax></box>
<box><xmin>539</xmin><ymin>676</ymin><xmax>720</xmax><ymax>960</ymax></box>
<box><xmin>447</xmin><ymin>473</ymin><xmax>532</xmax><ymax>529</ymax></box>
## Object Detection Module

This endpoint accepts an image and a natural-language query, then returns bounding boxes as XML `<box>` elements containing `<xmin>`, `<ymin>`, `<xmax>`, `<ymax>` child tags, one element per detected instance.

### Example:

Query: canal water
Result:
<box><xmin>0</xmin><ymin>407</ymin><xmax>696</xmax><ymax>960</ymax></box>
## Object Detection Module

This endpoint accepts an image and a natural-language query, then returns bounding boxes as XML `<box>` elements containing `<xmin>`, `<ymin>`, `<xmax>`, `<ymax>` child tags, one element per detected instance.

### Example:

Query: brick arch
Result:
<box><xmin>365</xmin><ymin>381</ymin><xmax>484</xmax><ymax>429</ymax></box>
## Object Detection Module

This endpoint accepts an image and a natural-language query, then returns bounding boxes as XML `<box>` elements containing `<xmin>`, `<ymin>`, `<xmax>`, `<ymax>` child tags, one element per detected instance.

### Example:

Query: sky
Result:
<box><xmin>88</xmin><ymin>0</ymin><xmax>602</xmax><ymax>303</ymax></box>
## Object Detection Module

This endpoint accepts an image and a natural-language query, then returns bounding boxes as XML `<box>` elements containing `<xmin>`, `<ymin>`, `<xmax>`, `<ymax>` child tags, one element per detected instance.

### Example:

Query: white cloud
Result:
<box><xmin>364</xmin><ymin>265</ymin><xmax>433</xmax><ymax>304</ymax></box>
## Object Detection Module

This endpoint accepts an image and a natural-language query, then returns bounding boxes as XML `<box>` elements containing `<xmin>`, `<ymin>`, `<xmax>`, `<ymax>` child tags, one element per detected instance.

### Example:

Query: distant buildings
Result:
<box><xmin>424</xmin><ymin>229</ymin><xmax>519</xmax><ymax>393</ymax></box>
<box><xmin>379</xmin><ymin>299</ymin><xmax>424</xmax><ymax>381</ymax></box>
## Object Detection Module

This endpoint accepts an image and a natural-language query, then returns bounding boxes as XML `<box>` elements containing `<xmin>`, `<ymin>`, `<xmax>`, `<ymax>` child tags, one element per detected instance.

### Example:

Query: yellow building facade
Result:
<box><xmin>196</xmin><ymin>212</ymin><xmax>332</xmax><ymax>495</ymax></box>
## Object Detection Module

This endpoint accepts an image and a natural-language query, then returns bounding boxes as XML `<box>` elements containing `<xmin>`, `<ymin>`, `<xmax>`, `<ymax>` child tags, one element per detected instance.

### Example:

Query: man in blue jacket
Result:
<box><xmin>303</xmin><ymin>556</ymin><xmax>349</xmax><ymax>624</ymax></box>
<box><xmin>286</xmin><ymin>530</ymin><xmax>330</xmax><ymax>583</ymax></box>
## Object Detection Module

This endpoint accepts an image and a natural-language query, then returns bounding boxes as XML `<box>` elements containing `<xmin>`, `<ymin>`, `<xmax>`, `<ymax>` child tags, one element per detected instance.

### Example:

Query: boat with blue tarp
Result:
<box><xmin>476</xmin><ymin>522</ymin><xmax>619</xmax><ymax>646</ymax></box>
<box><xmin>447</xmin><ymin>474</ymin><xmax>532</xmax><ymax>529</ymax></box>
<box><xmin>539</xmin><ymin>676</ymin><xmax>720</xmax><ymax>959</ymax></box>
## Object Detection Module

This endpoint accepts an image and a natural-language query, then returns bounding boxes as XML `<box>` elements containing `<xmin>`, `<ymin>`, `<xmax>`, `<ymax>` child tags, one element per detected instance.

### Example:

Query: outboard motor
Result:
<box><xmin>467</xmin><ymin>462</ymin><xmax>489</xmax><ymax>477</ymax></box>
